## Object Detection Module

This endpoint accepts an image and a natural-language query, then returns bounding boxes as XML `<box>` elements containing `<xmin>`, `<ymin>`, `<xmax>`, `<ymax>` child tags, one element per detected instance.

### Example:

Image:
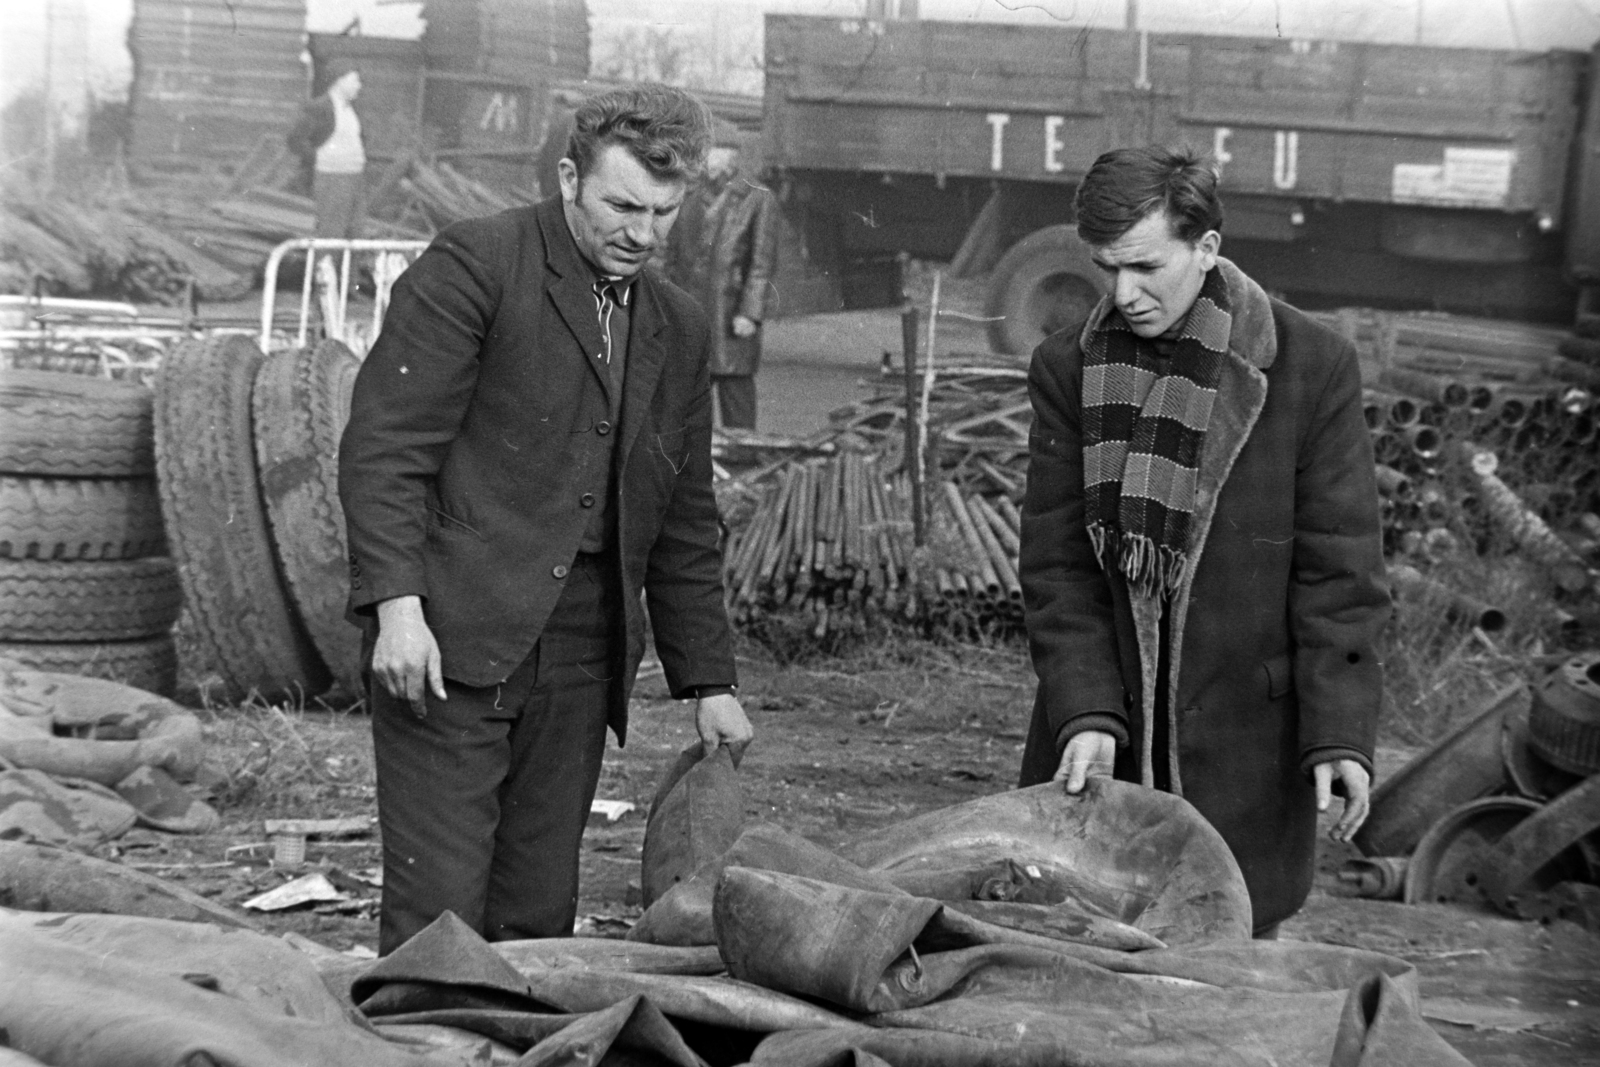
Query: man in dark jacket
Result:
<box><xmin>339</xmin><ymin>85</ymin><xmax>753</xmax><ymax>954</ymax></box>
<box><xmin>1017</xmin><ymin>146</ymin><xmax>1389</xmax><ymax>936</ymax></box>
<box><xmin>663</xmin><ymin>143</ymin><xmax>778</xmax><ymax>429</ymax></box>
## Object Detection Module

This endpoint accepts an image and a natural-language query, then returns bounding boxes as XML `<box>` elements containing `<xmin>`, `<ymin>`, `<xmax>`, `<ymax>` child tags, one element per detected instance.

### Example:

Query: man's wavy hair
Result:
<box><xmin>566</xmin><ymin>84</ymin><xmax>713</xmax><ymax>183</ymax></box>
<box><xmin>1074</xmin><ymin>145</ymin><xmax>1224</xmax><ymax>247</ymax></box>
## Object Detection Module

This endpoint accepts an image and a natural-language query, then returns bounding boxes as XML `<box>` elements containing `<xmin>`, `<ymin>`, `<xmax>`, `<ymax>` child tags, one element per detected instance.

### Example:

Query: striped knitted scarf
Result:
<box><xmin>1082</xmin><ymin>266</ymin><xmax>1231</xmax><ymax>600</ymax></box>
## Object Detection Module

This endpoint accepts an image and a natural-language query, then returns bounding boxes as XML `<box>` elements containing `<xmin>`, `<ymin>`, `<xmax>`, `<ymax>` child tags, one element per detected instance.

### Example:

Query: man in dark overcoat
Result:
<box><xmin>339</xmin><ymin>85</ymin><xmax>753</xmax><ymax>954</ymax></box>
<box><xmin>664</xmin><ymin>143</ymin><xmax>779</xmax><ymax>429</ymax></box>
<box><xmin>1017</xmin><ymin>146</ymin><xmax>1390</xmax><ymax>936</ymax></box>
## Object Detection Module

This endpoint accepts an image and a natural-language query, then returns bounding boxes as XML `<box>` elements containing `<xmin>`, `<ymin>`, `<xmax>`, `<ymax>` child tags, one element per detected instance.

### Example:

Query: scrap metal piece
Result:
<box><xmin>1478</xmin><ymin>772</ymin><xmax>1600</xmax><ymax>917</ymax></box>
<box><xmin>1529</xmin><ymin>651</ymin><xmax>1600</xmax><ymax>775</ymax></box>
<box><xmin>1337</xmin><ymin>857</ymin><xmax>1409</xmax><ymax>899</ymax></box>
<box><xmin>1403</xmin><ymin>797</ymin><xmax>1544</xmax><ymax>907</ymax></box>
<box><xmin>1502</xmin><ymin>696</ymin><xmax>1582</xmax><ymax>801</ymax></box>
<box><xmin>1355</xmin><ymin>683</ymin><xmax>1525</xmax><ymax>858</ymax></box>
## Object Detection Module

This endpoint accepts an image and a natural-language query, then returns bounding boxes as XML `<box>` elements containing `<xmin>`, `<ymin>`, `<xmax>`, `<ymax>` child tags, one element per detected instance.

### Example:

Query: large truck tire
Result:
<box><xmin>155</xmin><ymin>334</ymin><xmax>330</xmax><ymax>703</ymax></box>
<box><xmin>0</xmin><ymin>557</ymin><xmax>182</xmax><ymax>641</ymax></box>
<box><xmin>252</xmin><ymin>340</ymin><xmax>365</xmax><ymax>696</ymax></box>
<box><xmin>0</xmin><ymin>368</ymin><xmax>155</xmax><ymax>477</ymax></box>
<box><xmin>0</xmin><ymin>476</ymin><xmax>166</xmax><ymax>561</ymax></box>
<box><xmin>984</xmin><ymin>225</ymin><xmax>1108</xmax><ymax>356</ymax></box>
<box><xmin>0</xmin><ymin>634</ymin><xmax>178</xmax><ymax>697</ymax></box>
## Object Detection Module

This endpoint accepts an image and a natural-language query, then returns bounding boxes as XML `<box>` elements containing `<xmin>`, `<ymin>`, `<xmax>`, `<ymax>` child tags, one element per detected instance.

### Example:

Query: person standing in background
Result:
<box><xmin>287</xmin><ymin>62</ymin><xmax>367</xmax><ymax>238</ymax></box>
<box><xmin>665</xmin><ymin>141</ymin><xmax>778</xmax><ymax>430</ymax></box>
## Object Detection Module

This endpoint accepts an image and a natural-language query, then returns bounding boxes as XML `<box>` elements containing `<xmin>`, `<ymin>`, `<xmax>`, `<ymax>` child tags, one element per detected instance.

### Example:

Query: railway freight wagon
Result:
<box><xmin>761</xmin><ymin>15</ymin><xmax>1600</xmax><ymax>354</ymax></box>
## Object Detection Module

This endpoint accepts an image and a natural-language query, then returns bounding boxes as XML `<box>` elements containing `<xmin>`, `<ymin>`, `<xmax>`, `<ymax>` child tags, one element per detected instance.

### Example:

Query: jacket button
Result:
<box><xmin>596</xmin><ymin>420</ymin><xmax>612</xmax><ymax>436</ymax></box>
<box><xmin>580</xmin><ymin>492</ymin><xmax>596</xmax><ymax>508</ymax></box>
<box><xmin>552</xmin><ymin>565</ymin><xmax>569</xmax><ymax>579</ymax></box>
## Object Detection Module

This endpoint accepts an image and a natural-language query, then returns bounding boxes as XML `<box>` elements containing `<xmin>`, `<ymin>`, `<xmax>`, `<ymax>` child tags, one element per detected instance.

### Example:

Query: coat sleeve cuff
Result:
<box><xmin>1054</xmin><ymin>712</ymin><xmax>1130</xmax><ymax>754</ymax></box>
<box><xmin>1299</xmin><ymin>746</ymin><xmax>1373</xmax><ymax>787</ymax></box>
<box><xmin>667</xmin><ymin>674</ymin><xmax>739</xmax><ymax>702</ymax></box>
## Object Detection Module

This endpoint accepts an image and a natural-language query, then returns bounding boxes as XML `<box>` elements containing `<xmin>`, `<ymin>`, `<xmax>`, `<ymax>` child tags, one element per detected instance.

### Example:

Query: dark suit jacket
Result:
<box><xmin>338</xmin><ymin>196</ymin><xmax>737</xmax><ymax>742</ymax></box>
<box><xmin>285</xmin><ymin>96</ymin><xmax>335</xmax><ymax>192</ymax></box>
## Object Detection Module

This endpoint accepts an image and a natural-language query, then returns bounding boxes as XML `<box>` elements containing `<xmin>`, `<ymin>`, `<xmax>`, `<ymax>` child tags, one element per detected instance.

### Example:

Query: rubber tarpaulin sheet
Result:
<box><xmin>0</xmin><ymin>774</ymin><xmax>1475</xmax><ymax>1066</ymax></box>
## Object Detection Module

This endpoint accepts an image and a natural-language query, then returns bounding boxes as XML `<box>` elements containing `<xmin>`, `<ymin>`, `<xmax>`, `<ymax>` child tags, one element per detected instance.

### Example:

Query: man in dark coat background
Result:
<box><xmin>663</xmin><ymin>139</ymin><xmax>779</xmax><ymax>429</ymax></box>
<box><xmin>339</xmin><ymin>84</ymin><xmax>753</xmax><ymax>955</ymax></box>
<box><xmin>1017</xmin><ymin>146</ymin><xmax>1390</xmax><ymax>936</ymax></box>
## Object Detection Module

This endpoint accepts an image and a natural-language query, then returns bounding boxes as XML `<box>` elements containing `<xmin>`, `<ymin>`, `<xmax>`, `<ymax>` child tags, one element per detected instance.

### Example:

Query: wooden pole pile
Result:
<box><xmin>828</xmin><ymin>362</ymin><xmax>1031</xmax><ymax>498</ymax></box>
<box><xmin>721</xmin><ymin>450</ymin><xmax>1025</xmax><ymax>644</ymax></box>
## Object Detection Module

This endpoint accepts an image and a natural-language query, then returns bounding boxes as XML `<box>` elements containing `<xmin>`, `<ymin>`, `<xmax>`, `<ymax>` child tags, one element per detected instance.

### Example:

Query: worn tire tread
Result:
<box><xmin>0</xmin><ymin>368</ymin><xmax>155</xmax><ymax>476</ymax></box>
<box><xmin>252</xmin><ymin>339</ymin><xmax>364</xmax><ymax>694</ymax></box>
<box><xmin>154</xmin><ymin>334</ymin><xmax>329</xmax><ymax>701</ymax></box>
<box><xmin>0</xmin><ymin>475</ymin><xmax>166</xmax><ymax>560</ymax></box>
<box><xmin>0</xmin><ymin>557</ymin><xmax>181</xmax><ymax>640</ymax></box>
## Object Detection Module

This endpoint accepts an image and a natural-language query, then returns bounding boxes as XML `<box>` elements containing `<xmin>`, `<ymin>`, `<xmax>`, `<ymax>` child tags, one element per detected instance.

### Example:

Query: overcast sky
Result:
<box><xmin>4</xmin><ymin>0</ymin><xmax>1599</xmax><ymax>116</ymax></box>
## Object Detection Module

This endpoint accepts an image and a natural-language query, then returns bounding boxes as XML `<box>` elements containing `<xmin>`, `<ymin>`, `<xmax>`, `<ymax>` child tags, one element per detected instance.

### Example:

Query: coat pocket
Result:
<box><xmin>427</xmin><ymin>506</ymin><xmax>484</xmax><ymax>540</ymax></box>
<box><xmin>649</xmin><ymin>427</ymin><xmax>689</xmax><ymax>476</ymax></box>
<box><xmin>1263</xmin><ymin>652</ymin><xmax>1294</xmax><ymax>699</ymax></box>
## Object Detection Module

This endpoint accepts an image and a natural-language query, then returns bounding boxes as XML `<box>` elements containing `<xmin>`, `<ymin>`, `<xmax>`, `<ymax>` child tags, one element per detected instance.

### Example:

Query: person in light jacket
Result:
<box><xmin>287</xmin><ymin>61</ymin><xmax>367</xmax><ymax>238</ymax></box>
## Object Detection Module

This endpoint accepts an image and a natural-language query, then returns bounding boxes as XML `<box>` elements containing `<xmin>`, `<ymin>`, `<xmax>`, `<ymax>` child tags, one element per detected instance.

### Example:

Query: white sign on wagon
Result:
<box><xmin>1392</xmin><ymin>147</ymin><xmax>1515</xmax><ymax>208</ymax></box>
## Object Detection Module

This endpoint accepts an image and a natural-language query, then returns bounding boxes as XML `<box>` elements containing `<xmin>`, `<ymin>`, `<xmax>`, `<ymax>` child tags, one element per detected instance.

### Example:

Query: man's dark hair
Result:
<box><xmin>1074</xmin><ymin>145</ymin><xmax>1224</xmax><ymax>247</ymax></box>
<box><xmin>566</xmin><ymin>84</ymin><xmax>713</xmax><ymax>182</ymax></box>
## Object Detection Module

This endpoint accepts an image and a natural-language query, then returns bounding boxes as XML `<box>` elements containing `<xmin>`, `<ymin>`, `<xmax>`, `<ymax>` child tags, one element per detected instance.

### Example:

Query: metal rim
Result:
<box><xmin>1403</xmin><ymin>796</ymin><xmax>1541</xmax><ymax>906</ymax></box>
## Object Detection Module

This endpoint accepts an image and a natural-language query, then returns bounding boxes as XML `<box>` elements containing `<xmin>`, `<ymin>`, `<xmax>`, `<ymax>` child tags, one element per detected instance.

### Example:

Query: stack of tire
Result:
<box><xmin>154</xmin><ymin>333</ymin><xmax>364</xmax><ymax>704</ymax></box>
<box><xmin>0</xmin><ymin>369</ymin><xmax>182</xmax><ymax>695</ymax></box>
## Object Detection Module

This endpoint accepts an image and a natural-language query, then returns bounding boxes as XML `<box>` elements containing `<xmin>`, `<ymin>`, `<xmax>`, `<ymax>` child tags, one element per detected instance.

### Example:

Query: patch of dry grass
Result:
<box><xmin>1380</xmin><ymin>550</ymin><xmax>1582</xmax><ymax>748</ymax></box>
<box><xmin>198</xmin><ymin>694</ymin><xmax>375</xmax><ymax>819</ymax></box>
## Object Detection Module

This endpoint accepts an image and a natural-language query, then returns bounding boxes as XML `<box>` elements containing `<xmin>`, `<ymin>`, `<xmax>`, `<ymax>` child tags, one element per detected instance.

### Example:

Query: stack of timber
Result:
<box><xmin>392</xmin><ymin>158</ymin><xmax>531</xmax><ymax>229</ymax></box>
<box><xmin>4</xmin><ymin>154</ymin><xmax>517</xmax><ymax>307</ymax></box>
<box><xmin>827</xmin><ymin>360</ymin><xmax>1031</xmax><ymax>497</ymax></box>
<box><xmin>722</xmin><ymin>450</ymin><xmax>1023</xmax><ymax>647</ymax></box>
<box><xmin>2</xmin><ymin>180</ymin><xmax>251</xmax><ymax>304</ymax></box>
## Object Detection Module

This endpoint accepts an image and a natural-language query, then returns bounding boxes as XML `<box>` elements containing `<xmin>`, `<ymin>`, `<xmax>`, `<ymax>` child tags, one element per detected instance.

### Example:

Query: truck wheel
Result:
<box><xmin>0</xmin><ymin>634</ymin><xmax>178</xmax><ymax>697</ymax></box>
<box><xmin>0</xmin><ymin>557</ymin><xmax>182</xmax><ymax>641</ymax></box>
<box><xmin>0</xmin><ymin>368</ymin><xmax>155</xmax><ymax>477</ymax></box>
<box><xmin>155</xmin><ymin>334</ymin><xmax>330</xmax><ymax>703</ymax></box>
<box><xmin>0</xmin><ymin>475</ymin><xmax>166</xmax><ymax>561</ymax></box>
<box><xmin>252</xmin><ymin>340</ymin><xmax>365</xmax><ymax>697</ymax></box>
<box><xmin>984</xmin><ymin>225</ymin><xmax>1108</xmax><ymax>356</ymax></box>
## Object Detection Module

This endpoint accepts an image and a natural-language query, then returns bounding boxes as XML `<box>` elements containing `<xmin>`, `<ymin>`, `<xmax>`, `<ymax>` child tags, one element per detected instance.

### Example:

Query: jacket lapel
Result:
<box><xmin>538</xmin><ymin>202</ymin><xmax>611</xmax><ymax>398</ymax></box>
<box><xmin>617</xmin><ymin>273</ymin><xmax>669</xmax><ymax>469</ymax></box>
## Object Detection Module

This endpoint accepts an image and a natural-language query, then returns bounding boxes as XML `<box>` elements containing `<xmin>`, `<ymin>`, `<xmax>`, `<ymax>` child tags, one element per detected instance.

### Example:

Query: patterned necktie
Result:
<box><xmin>594</xmin><ymin>280</ymin><xmax>628</xmax><ymax>364</ymax></box>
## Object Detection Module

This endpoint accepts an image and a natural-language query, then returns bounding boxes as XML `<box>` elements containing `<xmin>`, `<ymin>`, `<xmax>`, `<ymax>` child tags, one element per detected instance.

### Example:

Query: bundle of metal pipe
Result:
<box><xmin>721</xmin><ymin>451</ymin><xmax>1024</xmax><ymax>643</ymax></box>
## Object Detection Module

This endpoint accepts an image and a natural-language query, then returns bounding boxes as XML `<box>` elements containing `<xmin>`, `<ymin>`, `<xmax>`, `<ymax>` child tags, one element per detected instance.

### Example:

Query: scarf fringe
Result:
<box><xmin>1089</xmin><ymin>523</ymin><xmax>1192</xmax><ymax>600</ymax></box>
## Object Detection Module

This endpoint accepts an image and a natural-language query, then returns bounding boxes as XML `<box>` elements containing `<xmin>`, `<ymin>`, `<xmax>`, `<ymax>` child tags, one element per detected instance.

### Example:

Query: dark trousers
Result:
<box><xmin>313</xmin><ymin>170</ymin><xmax>364</xmax><ymax>238</ymax></box>
<box><xmin>371</xmin><ymin>553</ymin><xmax>618</xmax><ymax>954</ymax></box>
<box><xmin>712</xmin><ymin>374</ymin><xmax>757</xmax><ymax>430</ymax></box>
